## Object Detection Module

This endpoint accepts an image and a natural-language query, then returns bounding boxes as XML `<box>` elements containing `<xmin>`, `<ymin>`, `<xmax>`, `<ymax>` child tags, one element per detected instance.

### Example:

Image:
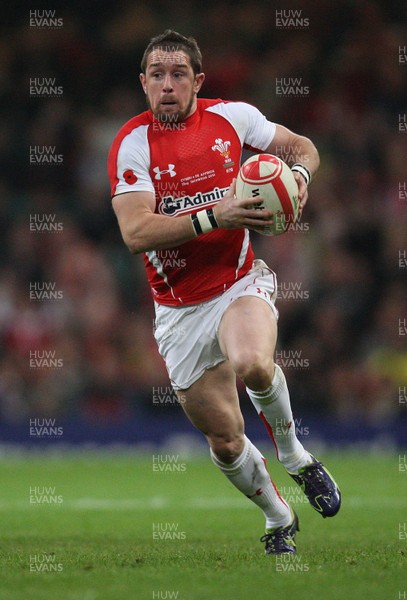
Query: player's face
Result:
<box><xmin>140</xmin><ymin>50</ymin><xmax>205</xmax><ymax>122</ymax></box>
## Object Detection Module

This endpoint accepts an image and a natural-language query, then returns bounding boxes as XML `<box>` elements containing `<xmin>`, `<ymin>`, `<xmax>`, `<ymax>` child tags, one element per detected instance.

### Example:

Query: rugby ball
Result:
<box><xmin>236</xmin><ymin>154</ymin><xmax>299</xmax><ymax>235</ymax></box>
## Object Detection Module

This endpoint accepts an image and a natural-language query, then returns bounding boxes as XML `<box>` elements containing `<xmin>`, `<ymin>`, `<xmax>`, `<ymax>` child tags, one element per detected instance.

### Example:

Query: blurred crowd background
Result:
<box><xmin>0</xmin><ymin>0</ymin><xmax>406</xmax><ymax>444</ymax></box>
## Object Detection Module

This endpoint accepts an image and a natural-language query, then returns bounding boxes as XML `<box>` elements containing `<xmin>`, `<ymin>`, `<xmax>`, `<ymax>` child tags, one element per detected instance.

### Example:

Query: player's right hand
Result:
<box><xmin>214</xmin><ymin>179</ymin><xmax>274</xmax><ymax>233</ymax></box>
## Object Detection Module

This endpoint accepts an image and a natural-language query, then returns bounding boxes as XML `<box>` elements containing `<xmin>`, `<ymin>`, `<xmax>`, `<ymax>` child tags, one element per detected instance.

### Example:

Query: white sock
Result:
<box><xmin>210</xmin><ymin>435</ymin><xmax>291</xmax><ymax>529</ymax></box>
<box><xmin>246</xmin><ymin>364</ymin><xmax>312</xmax><ymax>473</ymax></box>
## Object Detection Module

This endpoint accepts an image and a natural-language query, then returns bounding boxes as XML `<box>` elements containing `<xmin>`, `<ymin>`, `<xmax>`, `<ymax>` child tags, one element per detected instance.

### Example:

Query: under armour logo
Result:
<box><xmin>153</xmin><ymin>164</ymin><xmax>176</xmax><ymax>180</ymax></box>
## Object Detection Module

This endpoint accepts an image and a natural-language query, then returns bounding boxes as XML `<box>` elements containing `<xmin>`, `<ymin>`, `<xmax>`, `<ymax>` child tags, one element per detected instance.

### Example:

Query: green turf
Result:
<box><xmin>0</xmin><ymin>450</ymin><xmax>405</xmax><ymax>599</ymax></box>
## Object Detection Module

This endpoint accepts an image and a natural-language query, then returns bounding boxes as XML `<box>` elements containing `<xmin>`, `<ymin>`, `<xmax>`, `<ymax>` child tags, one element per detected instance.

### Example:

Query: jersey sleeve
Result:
<box><xmin>206</xmin><ymin>101</ymin><xmax>276</xmax><ymax>153</ymax></box>
<box><xmin>240</xmin><ymin>102</ymin><xmax>276</xmax><ymax>152</ymax></box>
<box><xmin>108</xmin><ymin>124</ymin><xmax>155</xmax><ymax>197</ymax></box>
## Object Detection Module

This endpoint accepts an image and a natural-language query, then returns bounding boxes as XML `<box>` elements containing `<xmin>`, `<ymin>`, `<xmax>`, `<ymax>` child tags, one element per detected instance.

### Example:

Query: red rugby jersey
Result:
<box><xmin>108</xmin><ymin>98</ymin><xmax>276</xmax><ymax>306</ymax></box>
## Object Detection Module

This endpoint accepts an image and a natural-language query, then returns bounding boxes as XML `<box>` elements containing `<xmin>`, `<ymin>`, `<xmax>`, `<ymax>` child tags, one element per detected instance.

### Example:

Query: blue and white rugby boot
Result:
<box><xmin>288</xmin><ymin>455</ymin><xmax>341</xmax><ymax>518</ymax></box>
<box><xmin>260</xmin><ymin>510</ymin><xmax>299</xmax><ymax>555</ymax></box>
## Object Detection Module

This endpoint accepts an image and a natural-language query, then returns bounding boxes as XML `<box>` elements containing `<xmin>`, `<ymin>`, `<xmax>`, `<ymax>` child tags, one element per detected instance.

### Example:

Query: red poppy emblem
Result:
<box><xmin>123</xmin><ymin>169</ymin><xmax>137</xmax><ymax>184</ymax></box>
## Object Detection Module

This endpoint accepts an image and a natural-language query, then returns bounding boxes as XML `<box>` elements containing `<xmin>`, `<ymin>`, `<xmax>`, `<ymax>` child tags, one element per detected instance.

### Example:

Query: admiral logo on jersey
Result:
<box><xmin>159</xmin><ymin>186</ymin><xmax>229</xmax><ymax>216</ymax></box>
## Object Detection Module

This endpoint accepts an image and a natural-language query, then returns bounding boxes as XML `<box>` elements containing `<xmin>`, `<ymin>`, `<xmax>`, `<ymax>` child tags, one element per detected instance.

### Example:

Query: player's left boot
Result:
<box><xmin>287</xmin><ymin>455</ymin><xmax>341</xmax><ymax>518</ymax></box>
<box><xmin>260</xmin><ymin>510</ymin><xmax>299</xmax><ymax>555</ymax></box>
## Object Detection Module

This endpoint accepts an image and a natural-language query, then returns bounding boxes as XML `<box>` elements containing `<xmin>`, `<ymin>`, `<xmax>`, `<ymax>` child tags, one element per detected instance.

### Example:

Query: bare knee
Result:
<box><xmin>209</xmin><ymin>433</ymin><xmax>245</xmax><ymax>464</ymax></box>
<box><xmin>232</xmin><ymin>352</ymin><xmax>274</xmax><ymax>391</ymax></box>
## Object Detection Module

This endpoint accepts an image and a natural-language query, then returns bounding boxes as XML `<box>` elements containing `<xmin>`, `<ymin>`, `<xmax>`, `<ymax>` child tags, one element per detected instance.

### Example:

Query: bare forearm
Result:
<box><xmin>123</xmin><ymin>212</ymin><xmax>196</xmax><ymax>253</ymax></box>
<box><xmin>268</xmin><ymin>125</ymin><xmax>320</xmax><ymax>180</ymax></box>
<box><xmin>288</xmin><ymin>135</ymin><xmax>320</xmax><ymax>179</ymax></box>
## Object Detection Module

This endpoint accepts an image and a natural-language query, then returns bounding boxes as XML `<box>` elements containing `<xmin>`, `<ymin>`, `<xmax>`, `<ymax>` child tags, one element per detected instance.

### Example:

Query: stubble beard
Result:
<box><xmin>146</xmin><ymin>93</ymin><xmax>196</xmax><ymax>123</ymax></box>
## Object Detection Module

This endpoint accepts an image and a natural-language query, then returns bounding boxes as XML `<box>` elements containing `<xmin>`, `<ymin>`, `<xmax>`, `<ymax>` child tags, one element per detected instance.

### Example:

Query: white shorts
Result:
<box><xmin>153</xmin><ymin>259</ymin><xmax>278</xmax><ymax>390</ymax></box>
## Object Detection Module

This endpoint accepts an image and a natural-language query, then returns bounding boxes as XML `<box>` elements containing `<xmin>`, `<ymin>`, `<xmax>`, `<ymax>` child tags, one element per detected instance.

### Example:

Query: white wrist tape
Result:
<box><xmin>190</xmin><ymin>208</ymin><xmax>219</xmax><ymax>236</ymax></box>
<box><xmin>291</xmin><ymin>163</ymin><xmax>311</xmax><ymax>185</ymax></box>
<box><xmin>196</xmin><ymin>209</ymin><xmax>213</xmax><ymax>233</ymax></box>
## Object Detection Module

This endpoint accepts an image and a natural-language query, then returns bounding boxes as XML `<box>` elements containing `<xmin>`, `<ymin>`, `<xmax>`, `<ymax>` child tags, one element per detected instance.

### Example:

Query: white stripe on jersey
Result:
<box><xmin>206</xmin><ymin>102</ymin><xmax>276</xmax><ymax>152</ymax></box>
<box><xmin>146</xmin><ymin>250</ymin><xmax>182</xmax><ymax>303</ymax></box>
<box><xmin>235</xmin><ymin>229</ymin><xmax>250</xmax><ymax>280</ymax></box>
<box><xmin>115</xmin><ymin>124</ymin><xmax>155</xmax><ymax>196</ymax></box>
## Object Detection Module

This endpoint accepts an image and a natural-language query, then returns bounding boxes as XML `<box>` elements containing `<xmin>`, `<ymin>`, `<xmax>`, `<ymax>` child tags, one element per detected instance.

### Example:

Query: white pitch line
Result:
<box><xmin>0</xmin><ymin>496</ymin><xmax>405</xmax><ymax>510</ymax></box>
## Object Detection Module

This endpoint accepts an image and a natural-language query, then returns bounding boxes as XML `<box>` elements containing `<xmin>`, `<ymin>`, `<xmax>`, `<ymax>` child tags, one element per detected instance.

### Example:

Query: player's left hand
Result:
<box><xmin>293</xmin><ymin>172</ymin><xmax>308</xmax><ymax>218</ymax></box>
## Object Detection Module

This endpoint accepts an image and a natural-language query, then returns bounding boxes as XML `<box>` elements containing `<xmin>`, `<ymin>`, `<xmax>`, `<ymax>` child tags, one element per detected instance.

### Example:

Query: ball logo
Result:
<box><xmin>123</xmin><ymin>169</ymin><xmax>137</xmax><ymax>185</ymax></box>
<box><xmin>240</xmin><ymin>154</ymin><xmax>282</xmax><ymax>184</ymax></box>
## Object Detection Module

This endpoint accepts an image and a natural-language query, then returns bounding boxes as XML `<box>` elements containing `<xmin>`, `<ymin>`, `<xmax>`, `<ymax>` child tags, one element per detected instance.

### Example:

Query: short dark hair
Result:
<box><xmin>140</xmin><ymin>29</ymin><xmax>203</xmax><ymax>75</ymax></box>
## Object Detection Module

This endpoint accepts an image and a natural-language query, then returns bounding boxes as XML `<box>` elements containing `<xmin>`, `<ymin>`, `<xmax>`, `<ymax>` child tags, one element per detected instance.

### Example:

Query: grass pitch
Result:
<box><xmin>0</xmin><ymin>449</ymin><xmax>405</xmax><ymax>600</ymax></box>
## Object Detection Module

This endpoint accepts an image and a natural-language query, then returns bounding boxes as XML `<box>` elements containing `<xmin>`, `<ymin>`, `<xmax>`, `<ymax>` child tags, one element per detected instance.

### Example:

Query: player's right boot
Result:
<box><xmin>260</xmin><ymin>510</ymin><xmax>299</xmax><ymax>555</ymax></box>
<box><xmin>287</xmin><ymin>455</ymin><xmax>341</xmax><ymax>518</ymax></box>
